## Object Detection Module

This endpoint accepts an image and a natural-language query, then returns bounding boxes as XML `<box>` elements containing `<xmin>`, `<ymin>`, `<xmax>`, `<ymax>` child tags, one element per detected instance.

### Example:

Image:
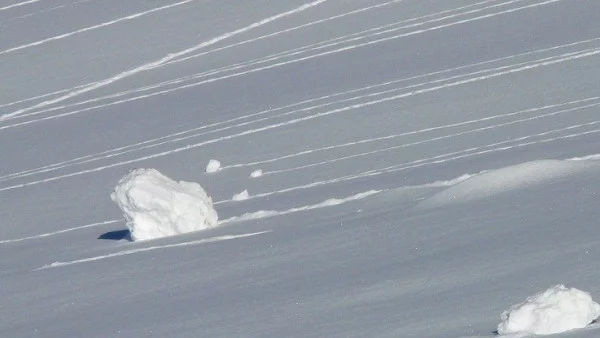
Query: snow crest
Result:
<box><xmin>111</xmin><ymin>168</ymin><xmax>218</xmax><ymax>241</ymax></box>
<box><xmin>497</xmin><ymin>284</ymin><xmax>600</xmax><ymax>335</ymax></box>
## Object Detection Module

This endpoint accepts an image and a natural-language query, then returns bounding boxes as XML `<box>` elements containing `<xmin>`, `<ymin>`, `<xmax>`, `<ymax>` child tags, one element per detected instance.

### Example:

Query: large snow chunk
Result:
<box><xmin>111</xmin><ymin>168</ymin><xmax>218</xmax><ymax>241</ymax></box>
<box><xmin>497</xmin><ymin>284</ymin><xmax>600</xmax><ymax>335</ymax></box>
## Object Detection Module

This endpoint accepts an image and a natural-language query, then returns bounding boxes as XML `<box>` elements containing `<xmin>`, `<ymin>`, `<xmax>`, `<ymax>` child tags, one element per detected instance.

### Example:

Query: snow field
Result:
<box><xmin>111</xmin><ymin>168</ymin><xmax>218</xmax><ymax>241</ymax></box>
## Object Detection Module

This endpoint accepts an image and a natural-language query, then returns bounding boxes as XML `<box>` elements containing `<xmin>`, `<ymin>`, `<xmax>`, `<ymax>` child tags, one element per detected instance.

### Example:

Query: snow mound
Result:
<box><xmin>417</xmin><ymin>160</ymin><xmax>589</xmax><ymax>209</ymax></box>
<box><xmin>205</xmin><ymin>159</ymin><xmax>221</xmax><ymax>173</ymax></box>
<box><xmin>497</xmin><ymin>284</ymin><xmax>600</xmax><ymax>335</ymax></box>
<box><xmin>232</xmin><ymin>189</ymin><xmax>249</xmax><ymax>201</ymax></box>
<box><xmin>111</xmin><ymin>168</ymin><xmax>218</xmax><ymax>241</ymax></box>
<box><xmin>250</xmin><ymin>169</ymin><xmax>263</xmax><ymax>178</ymax></box>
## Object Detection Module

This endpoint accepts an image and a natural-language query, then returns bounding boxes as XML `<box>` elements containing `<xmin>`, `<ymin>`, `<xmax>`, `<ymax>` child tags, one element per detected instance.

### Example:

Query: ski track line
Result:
<box><xmin>160</xmin><ymin>0</ymin><xmax>500</xmax><ymax>68</ymax></box>
<box><xmin>0</xmin><ymin>0</ymin><xmax>498</xmax><ymax>114</ymax></box>
<box><xmin>3</xmin><ymin>94</ymin><xmax>598</xmax><ymax>184</ymax></box>
<box><xmin>0</xmin><ymin>0</ymin><xmax>329</xmax><ymax>121</ymax></box>
<box><xmin>0</xmin><ymin>0</ymin><xmax>199</xmax><ymax>57</ymax></box>
<box><xmin>214</xmin><ymin>124</ymin><xmax>600</xmax><ymax>205</ymax></box>
<box><xmin>1</xmin><ymin>0</ymin><xmax>563</xmax><ymax>126</ymax></box>
<box><xmin>219</xmin><ymin>190</ymin><xmax>382</xmax><ymax>223</ymax></box>
<box><xmin>0</xmin><ymin>0</ymin><xmax>403</xmax><ymax>118</ymax></box>
<box><xmin>0</xmin><ymin>0</ymin><xmax>44</xmax><ymax>12</ymax></box>
<box><xmin>3</xmin><ymin>42</ymin><xmax>590</xmax><ymax>183</ymax></box>
<box><xmin>36</xmin><ymin>231</ymin><xmax>271</xmax><ymax>270</ymax></box>
<box><xmin>223</xmin><ymin>97</ymin><xmax>600</xmax><ymax>171</ymax></box>
<box><xmin>0</xmin><ymin>46</ymin><xmax>597</xmax><ymax>192</ymax></box>
<box><xmin>5</xmin><ymin>46</ymin><xmax>588</xmax><ymax>182</ymax></box>
<box><xmin>6</xmin><ymin>0</ymin><xmax>98</xmax><ymax>23</ymax></box>
<box><xmin>261</xmin><ymin>102</ymin><xmax>600</xmax><ymax>176</ymax></box>
<box><xmin>76</xmin><ymin>0</ymin><xmax>520</xmax><ymax>112</ymax></box>
<box><xmin>0</xmin><ymin>219</ymin><xmax>121</xmax><ymax>244</ymax></box>
<box><xmin>3</xmin><ymin>36</ymin><xmax>598</xmax><ymax>183</ymax></box>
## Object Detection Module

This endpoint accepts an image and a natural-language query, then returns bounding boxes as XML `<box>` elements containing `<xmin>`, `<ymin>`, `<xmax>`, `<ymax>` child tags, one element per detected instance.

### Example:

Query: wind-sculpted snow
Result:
<box><xmin>416</xmin><ymin>159</ymin><xmax>598</xmax><ymax>209</ymax></box>
<box><xmin>111</xmin><ymin>168</ymin><xmax>218</xmax><ymax>241</ymax></box>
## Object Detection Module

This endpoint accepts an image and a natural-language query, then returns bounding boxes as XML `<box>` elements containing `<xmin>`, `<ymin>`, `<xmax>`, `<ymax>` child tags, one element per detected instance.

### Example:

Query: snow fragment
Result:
<box><xmin>250</xmin><ymin>169</ymin><xmax>263</xmax><ymax>178</ymax></box>
<box><xmin>111</xmin><ymin>168</ymin><xmax>218</xmax><ymax>241</ymax></box>
<box><xmin>497</xmin><ymin>284</ymin><xmax>600</xmax><ymax>335</ymax></box>
<box><xmin>205</xmin><ymin>159</ymin><xmax>221</xmax><ymax>173</ymax></box>
<box><xmin>232</xmin><ymin>189</ymin><xmax>249</xmax><ymax>201</ymax></box>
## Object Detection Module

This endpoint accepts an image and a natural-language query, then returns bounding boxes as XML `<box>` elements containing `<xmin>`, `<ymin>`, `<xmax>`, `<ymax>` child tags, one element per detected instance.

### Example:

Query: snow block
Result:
<box><xmin>111</xmin><ymin>168</ymin><xmax>218</xmax><ymax>241</ymax></box>
<box><xmin>205</xmin><ymin>159</ymin><xmax>221</xmax><ymax>173</ymax></box>
<box><xmin>497</xmin><ymin>284</ymin><xmax>600</xmax><ymax>335</ymax></box>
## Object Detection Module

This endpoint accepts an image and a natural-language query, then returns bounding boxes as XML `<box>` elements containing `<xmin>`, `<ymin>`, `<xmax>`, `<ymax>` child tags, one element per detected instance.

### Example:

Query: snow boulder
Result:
<box><xmin>111</xmin><ymin>168</ymin><xmax>218</xmax><ymax>241</ymax></box>
<box><xmin>497</xmin><ymin>284</ymin><xmax>600</xmax><ymax>335</ymax></box>
<box><xmin>205</xmin><ymin>159</ymin><xmax>221</xmax><ymax>173</ymax></box>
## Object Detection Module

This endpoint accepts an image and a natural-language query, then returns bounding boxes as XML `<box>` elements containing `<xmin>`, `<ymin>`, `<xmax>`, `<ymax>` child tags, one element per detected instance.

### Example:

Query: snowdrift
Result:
<box><xmin>111</xmin><ymin>168</ymin><xmax>218</xmax><ymax>241</ymax></box>
<box><xmin>417</xmin><ymin>160</ymin><xmax>593</xmax><ymax>209</ymax></box>
<box><xmin>498</xmin><ymin>284</ymin><xmax>600</xmax><ymax>335</ymax></box>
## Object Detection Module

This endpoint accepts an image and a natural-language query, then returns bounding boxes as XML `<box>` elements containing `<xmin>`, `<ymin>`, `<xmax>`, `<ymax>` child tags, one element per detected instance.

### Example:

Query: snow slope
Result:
<box><xmin>1</xmin><ymin>0</ymin><xmax>600</xmax><ymax>337</ymax></box>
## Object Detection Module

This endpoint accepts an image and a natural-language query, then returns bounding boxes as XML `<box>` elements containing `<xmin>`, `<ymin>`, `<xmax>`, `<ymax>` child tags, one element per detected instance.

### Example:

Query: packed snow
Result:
<box><xmin>497</xmin><ymin>285</ymin><xmax>600</xmax><ymax>335</ymax></box>
<box><xmin>205</xmin><ymin>159</ymin><xmax>221</xmax><ymax>173</ymax></box>
<box><xmin>232</xmin><ymin>189</ymin><xmax>249</xmax><ymax>201</ymax></box>
<box><xmin>250</xmin><ymin>169</ymin><xmax>263</xmax><ymax>178</ymax></box>
<box><xmin>111</xmin><ymin>168</ymin><xmax>218</xmax><ymax>241</ymax></box>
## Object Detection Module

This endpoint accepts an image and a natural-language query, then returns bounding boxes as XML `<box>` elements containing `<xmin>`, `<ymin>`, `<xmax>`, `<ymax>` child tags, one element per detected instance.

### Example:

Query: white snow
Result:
<box><xmin>110</xmin><ymin>168</ymin><xmax>218</xmax><ymax>241</ymax></box>
<box><xmin>250</xmin><ymin>169</ymin><xmax>263</xmax><ymax>178</ymax></box>
<box><xmin>232</xmin><ymin>189</ymin><xmax>249</xmax><ymax>201</ymax></box>
<box><xmin>497</xmin><ymin>285</ymin><xmax>600</xmax><ymax>335</ymax></box>
<box><xmin>3</xmin><ymin>1</ymin><xmax>600</xmax><ymax>337</ymax></box>
<box><xmin>205</xmin><ymin>159</ymin><xmax>221</xmax><ymax>173</ymax></box>
<box><xmin>416</xmin><ymin>160</ymin><xmax>589</xmax><ymax>209</ymax></box>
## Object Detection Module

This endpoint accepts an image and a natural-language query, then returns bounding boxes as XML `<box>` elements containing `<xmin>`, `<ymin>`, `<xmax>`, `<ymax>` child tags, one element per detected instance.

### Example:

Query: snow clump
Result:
<box><xmin>232</xmin><ymin>189</ymin><xmax>249</xmax><ymax>201</ymax></box>
<box><xmin>250</xmin><ymin>169</ymin><xmax>263</xmax><ymax>178</ymax></box>
<box><xmin>205</xmin><ymin>159</ymin><xmax>221</xmax><ymax>173</ymax></box>
<box><xmin>111</xmin><ymin>168</ymin><xmax>218</xmax><ymax>241</ymax></box>
<box><xmin>497</xmin><ymin>284</ymin><xmax>600</xmax><ymax>335</ymax></box>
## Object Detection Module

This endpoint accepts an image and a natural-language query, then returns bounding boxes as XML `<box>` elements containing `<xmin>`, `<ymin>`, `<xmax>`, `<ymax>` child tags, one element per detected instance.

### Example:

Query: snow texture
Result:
<box><xmin>250</xmin><ymin>169</ymin><xmax>263</xmax><ymax>178</ymax></box>
<box><xmin>111</xmin><ymin>168</ymin><xmax>218</xmax><ymax>241</ymax></box>
<box><xmin>205</xmin><ymin>159</ymin><xmax>221</xmax><ymax>173</ymax></box>
<box><xmin>232</xmin><ymin>189</ymin><xmax>249</xmax><ymax>201</ymax></box>
<box><xmin>497</xmin><ymin>284</ymin><xmax>600</xmax><ymax>335</ymax></box>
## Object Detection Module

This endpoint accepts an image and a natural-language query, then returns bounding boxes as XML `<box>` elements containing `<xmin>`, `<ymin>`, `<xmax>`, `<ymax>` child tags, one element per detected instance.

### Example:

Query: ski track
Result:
<box><xmin>0</xmin><ymin>0</ymin><xmax>329</xmax><ymax>121</ymax></box>
<box><xmin>211</xmin><ymin>125</ymin><xmax>600</xmax><ymax>205</ymax></box>
<box><xmin>0</xmin><ymin>0</ymin><xmax>200</xmax><ymax>58</ymax></box>
<box><xmin>159</xmin><ymin>0</ymin><xmax>500</xmax><ymax>67</ymax></box>
<box><xmin>0</xmin><ymin>0</ymin><xmax>490</xmax><ymax>113</ymax></box>
<box><xmin>2</xmin><ymin>92</ymin><xmax>598</xmax><ymax>184</ymax></box>
<box><xmin>0</xmin><ymin>219</ymin><xmax>122</xmax><ymax>244</ymax></box>
<box><xmin>36</xmin><ymin>231</ymin><xmax>272</xmax><ymax>270</ymax></box>
<box><xmin>0</xmin><ymin>0</ymin><xmax>561</xmax><ymax>125</ymax></box>
<box><xmin>260</xmin><ymin>103</ymin><xmax>600</xmax><ymax>176</ymax></box>
<box><xmin>0</xmin><ymin>0</ymin><xmax>44</xmax><ymax>12</ymax></box>
<box><xmin>3</xmin><ymin>34</ymin><xmax>598</xmax><ymax>183</ymax></box>
<box><xmin>0</xmin><ymin>44</ymin><xmax>598</xmax><ymax>192</ymax></box>
<box><xmin>4</xmin><ymin>0</ymin><xmax>98</xmax><ymax>23</ymax></box>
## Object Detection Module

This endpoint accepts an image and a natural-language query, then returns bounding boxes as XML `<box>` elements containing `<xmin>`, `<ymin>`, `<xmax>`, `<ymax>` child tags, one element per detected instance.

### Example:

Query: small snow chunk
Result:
<box><xmin>111</xmin><ymin>168</ymin><xmax>218</xmax><ymax>241</ymax></box>
<box><xmin>497</xmin><ymin>284</ymin><xmax>600</xmax><ymax>335</ymax></box>
<box><xmin>250</xmin><ymin>169</ymin><xmax>263</xmax><ymax>178</ymax></box>
<box><xmin>232</xmin><ymin>189</ymin><xmax>249</xmax><ymax>201</ymax></box>
<box><xmin>205</xmin><ymin>159</ymin><xmax>221</xmax><ymax>173</ymax></box>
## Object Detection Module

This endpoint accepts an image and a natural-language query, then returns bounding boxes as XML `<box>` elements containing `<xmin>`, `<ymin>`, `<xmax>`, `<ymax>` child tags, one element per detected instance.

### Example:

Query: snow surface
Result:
<box><xmin>111</xmin><ymin>168</ymin><xmax>218</xmax><ymax>241</ymax></box>
<box><xmin>2</xmin><ymin>0</ymin><xmax>600</xmax><ymax>337</ymax></box>
<box><xmin>497</xmin><ymin>285</ymin><xmax>600</xmax><ymax>335</ymax></box>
